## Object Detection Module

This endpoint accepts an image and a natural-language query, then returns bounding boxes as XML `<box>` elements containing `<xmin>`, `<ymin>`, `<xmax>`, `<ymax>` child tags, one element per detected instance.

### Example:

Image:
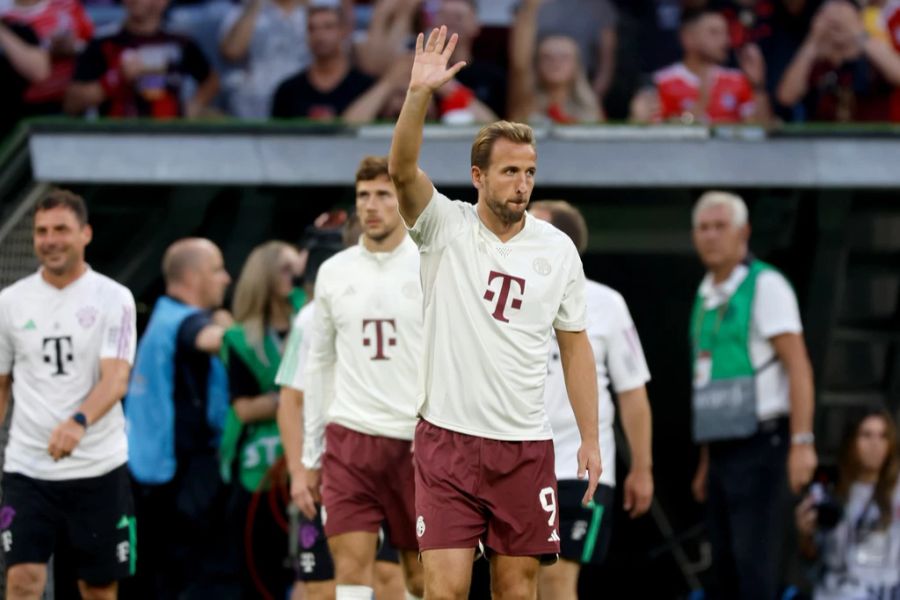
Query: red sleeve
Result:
<box><xmin>886</xmin><ymin>2</ymin><xmax>900</xmax><ymax>52</ymax></box>
<box><xmin>656</xmin><ymin>81</ymin><xmax>680</xmax><ymax>120</ymax></box>
<box><xmin>71</xmin><ymin>1</ymin><xmax>94</xmax><ymax>42</ymax></box>
<box><xmin>737</xmin><ymin>74</ymin><xmax>754</xmax><ymax>108</ymax></box>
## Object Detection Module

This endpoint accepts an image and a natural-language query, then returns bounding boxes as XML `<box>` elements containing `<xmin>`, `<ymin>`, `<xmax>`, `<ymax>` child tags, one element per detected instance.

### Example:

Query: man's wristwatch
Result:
<box><xmin>791</xmin><ymin>432</ymin><xmax>814</xmax><ymax>445</ymax></box>
<box><xmin>71</xmin><ymin>412</ymin><xmax>88</xmax><ymax>430</ymax></box>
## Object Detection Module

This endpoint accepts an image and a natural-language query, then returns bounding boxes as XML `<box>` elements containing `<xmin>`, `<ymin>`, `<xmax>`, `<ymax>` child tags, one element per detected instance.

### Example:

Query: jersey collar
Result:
<box><xmin>698</xmin><ymin>263</ymin><xmax>748</xmax><ymax>309</ymax></box>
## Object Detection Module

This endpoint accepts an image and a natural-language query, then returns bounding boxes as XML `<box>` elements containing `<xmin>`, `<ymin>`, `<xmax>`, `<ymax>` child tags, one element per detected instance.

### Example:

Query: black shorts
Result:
<box><xmin>0</xmin><ymin>464</ymin><xmax>135</xmax><ymax>584</ymax></box>
<box><xmin>294</xmin><ymin>506</ymin><xmax>400</xmax><ymax>582</ymax></box>
<box><xmin>557</xmin><ymin>480</ymin><xmax>614</xmax><ymax>565</ymax></box>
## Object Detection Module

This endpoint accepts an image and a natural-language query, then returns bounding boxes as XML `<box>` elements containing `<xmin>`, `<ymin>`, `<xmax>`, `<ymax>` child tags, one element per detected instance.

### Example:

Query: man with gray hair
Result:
<box><xmin>689</xmin><ymin>191</ymin><xmax>816</xmax><ymax>600</ymax></box>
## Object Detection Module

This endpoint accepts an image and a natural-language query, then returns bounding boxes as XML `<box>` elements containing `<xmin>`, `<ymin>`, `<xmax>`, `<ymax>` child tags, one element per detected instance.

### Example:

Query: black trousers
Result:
<box><xmin>705</xmin><ymin>418</ymin><xmax>790</xmax><ymax>600</ymax></box>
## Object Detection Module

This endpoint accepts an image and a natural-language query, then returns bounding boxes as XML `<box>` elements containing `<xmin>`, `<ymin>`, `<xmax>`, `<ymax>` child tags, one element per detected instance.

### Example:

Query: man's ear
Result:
<box><xmin>471</xmin><ymin>165</ymin><xmax>483</xmax><ymax>190</ymax></box>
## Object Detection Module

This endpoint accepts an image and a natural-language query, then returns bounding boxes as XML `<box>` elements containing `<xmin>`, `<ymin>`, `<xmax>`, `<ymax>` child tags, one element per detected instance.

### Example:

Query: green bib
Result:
<box><xmin>689</xmin><ymin>260</ymin><xmax>774</xmax><ymax>442</ymax></box>
<box><xmin>219</xmin><ymin>289</ymin><xmax>306</xmax><ymax>491</ymax></box>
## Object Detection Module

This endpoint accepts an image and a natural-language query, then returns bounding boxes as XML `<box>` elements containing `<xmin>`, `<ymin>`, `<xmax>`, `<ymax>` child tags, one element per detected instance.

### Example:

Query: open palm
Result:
<box><xmin>410</xmin><ymin>25</ymin><xmax>467</xmax><ymax>93</ymax></box>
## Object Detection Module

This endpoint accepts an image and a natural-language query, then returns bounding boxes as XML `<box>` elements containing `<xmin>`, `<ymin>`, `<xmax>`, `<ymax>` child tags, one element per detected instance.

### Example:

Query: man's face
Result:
<box><xmin>436</xmin><ymin>0</ymin><xmax>479</xmax><ymax>43</ymax></box>
<box><xmin>683</xmin><ymin>14</ymin><xmax>730</xmax><ymax>65</ymax></box>
<box><xmin>473</xmin><ymin>138</ymin><xmax>537</xmax><ymax>226</ymax></box>
<box><xmin>33</xmin><ymin>207</ymin><xmax>91</xmax><ymax>277</ymax></box>
<box><xmin>194</xmin><ymin>246</ymin><xmax>231</xmax><ymax>309</ymax></box>
<box><xmin>124</xmin><ymin>0</ymin><xmax>168</xmax><ymax>24</ymax></box>
<box><xmin>692</xmin><ymin>204</ymin><xmax>748</xmax><ymax>270</ymax></box>
<box><xmin>356</xmin><ymin>175</ymin><xmax>402</xmax><ymax>243</ymax></box>
<box><xmin>308</xmin><ymin>10</ymin><xmax>345</xmax><ymax>60</ymax></box>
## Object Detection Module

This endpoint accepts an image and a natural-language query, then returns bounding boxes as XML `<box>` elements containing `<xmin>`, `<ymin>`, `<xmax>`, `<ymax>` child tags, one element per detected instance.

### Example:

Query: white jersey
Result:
<box><xmin>408</xmin><ymin>188</ymin><xmax>587</xmax><ymax>441</ymax></box>
<box><xmin>302</xmin><ymin>237</ymin><xmax>422</xmax><ymax>468</ymax></box>
<box><xmin>275</xmin><ymin>301</ymin><xmax>316</xmax><ymax>391</ymax></box>
<box><xmin>697</xmin><ymin>265</ymin><xmax>803</xmax><ymax>419</ymax></box>
<box><xmin>544</xmin><ymin>281</ymin><xmax>650</xmax><ymax>486</ymax></box>
<box><xmin>0</xmin><ymin>268</ymin><xmax>136</xmax><ymax>480</ymax></box>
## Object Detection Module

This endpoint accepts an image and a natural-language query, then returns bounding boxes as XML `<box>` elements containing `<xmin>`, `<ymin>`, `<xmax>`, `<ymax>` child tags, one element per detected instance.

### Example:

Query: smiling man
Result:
<box><xmin>389</xmin><ymin>26</ymin><xmax>601</xmax><ymax>600</ymax></box>
<box><xmin>0</xmin><ymin>189</ymin><xmax>137</xmax><ymax>600</ymax></box>
<box><xmin>297</xmin><ymin>156</ymin><xmax>424</xmax><ymax>600</ymax></box>
<box><xmin>689</xmin><ymin>191</ymin><xmax>816</xmax><ymax>600</ymax></box>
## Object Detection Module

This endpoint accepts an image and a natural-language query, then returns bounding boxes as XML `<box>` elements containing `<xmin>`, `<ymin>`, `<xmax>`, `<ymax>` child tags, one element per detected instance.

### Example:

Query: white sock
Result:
<box><xmin>404</xmin><ymin>593</ymin><xmax>423</xmax><ymax>600</ymax></box>
<box><xmin>335</xmin><ymin>585</ymin><xmax>374</xmax><ymax>600</ymax></box>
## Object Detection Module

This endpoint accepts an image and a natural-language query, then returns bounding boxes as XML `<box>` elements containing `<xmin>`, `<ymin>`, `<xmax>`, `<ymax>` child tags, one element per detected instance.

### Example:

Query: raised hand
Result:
<box><xmin>409</xmin><ymin>25</ymin><xmax>467</xmax><ymax>94</ymax></box>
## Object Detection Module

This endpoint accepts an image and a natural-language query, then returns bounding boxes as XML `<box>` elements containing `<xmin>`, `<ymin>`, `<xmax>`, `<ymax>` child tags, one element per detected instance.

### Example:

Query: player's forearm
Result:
<box><xmin>278</xmin><ymin>387</ymin><xmax>305</xmax><ymax>477</ymax></box>
<box><xmin>559</xmin><ymin>332</ymin><xmax>600</xmax><ymax>445</ymax></box>
<box><xmin>389</xmin><ymin>87</ymin><xmax>431</xmax><ymax>183</ymax></box>
<box><xmin>301</xmin><ymin>362</ymin><xmax>332</xmax><ymax>468</ymax></box>
<box><xmin>79</xmin><ymin>365</ymin><xmax>131</xmax><ymax>425</ymax></box>
<box><xmin>617</xmin><ymin>386</ymin><xmax>653</xmax><ymax>472</ymax></box>
<box><xmin>0</xmin><ymin>375</ymin><xmax>10</xmax><ymax>424</ymax></box>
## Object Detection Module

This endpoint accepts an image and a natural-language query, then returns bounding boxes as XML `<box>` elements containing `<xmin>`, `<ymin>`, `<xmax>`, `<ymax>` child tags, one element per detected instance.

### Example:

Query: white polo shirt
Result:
<box><xmin>0</xmin><ymin>268</ymin><xmax>136</xmax><ymax>480</ymax></box>
<box><xmin>408</xmin><ymin>188</ymin><xmax>587</xmax><ymax>441</ymax></box>
<box><xmin>545</xmin><ymin>280</ymin><xmax>650</xmax><ymax>486</ymax></box>
<box><xmin>275</xmin><ymin>300</ymin><xmax>316</xmax><ymax>392</ymax></box>
<box><xmin>302</xmin><ymin>237</ymin><xmax>422</xmax><ymax>468</ymax></box>
<box><xmin>697</xmin><ymin>264</ymin><xmax>802</xmax><ymax>420</ymax></box>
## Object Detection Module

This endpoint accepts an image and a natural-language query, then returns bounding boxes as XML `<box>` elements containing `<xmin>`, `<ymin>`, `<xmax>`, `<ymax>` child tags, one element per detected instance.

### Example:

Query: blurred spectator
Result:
<box><xmin>64</xmin><ymin>0</ymin><xmax>219</xmax><ymax>118</ymax></box>
<box><xmin>434</xmin><ymin>0</ymin><xmax>505</xmax><ymax>119</ymax></box>
<box><xmin>2</xmin><ymin>0</ymin><xmax>92</xmax><ymax>116</ymax></box>
<box><xmin>630</xmin><ymin>7</ymin><xmax>770</xmax><ymax>124</ymax></box>
<box><xmin>124</xmin><ymin>238</ymin><xmax>234</xmax><ymax>599</ymax></box>
<box><xmin>354</xmin><ymin>0</ymin><xmax>419</xmax><ymax>77</ymax></box>
<box><xmin>537</xmin><ymin>0</ymin><xmax>618</xmax><ymax>103</ymax></box>
<box><xmin>776</xmin><ymin>0</ymin><xmax>900</xmax><ymax>121</ymax></box>
<box><xmin>0</xmin><ymin>19</ymin><xmax>48</xmax><ymax>138</ymax></box>
<box><xmin>218</xmin><ymin>0</ymin><xmax>310</xmax><ymax>119</ymax></box>
<box><xmin>219</xmin><ymin>241</ymin><xmax>304</xmax><ymax>599</ymax></box>
<box><xmin>879</xmin><ymin>0</ymin><xmax>900</xmax><ymax>119</ymax></box>
<box><xmin>795</xmin><ymin>408</ymin><xmax>900</xmax><ymax>599</ymax></box>
<box><xmin>509</xmin><ymin>0</ymin><xmax>602</xmax><ymax>123</ymax></box>
<box><xmin>271</xmin><ymin>5</ymin><xmax>373</xmax><ymax>119</ymax></box>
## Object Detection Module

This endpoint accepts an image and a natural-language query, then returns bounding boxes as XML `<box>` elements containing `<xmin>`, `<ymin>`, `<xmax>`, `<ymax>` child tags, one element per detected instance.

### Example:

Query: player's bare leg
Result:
<box><xmin>538</xmin><ymin>558</ymin><xmax>579</xmax><ymax>600</ymax></box>
<box><xmin>328</xmin><ymin>531</ymin><xmax>378</xmax><ymax>596</ymax></box>
<box><xmin>399</xmin><ymin>550</ymin><xmax>424</xmax><ymax>597</ymax></box>
<box><xmin>77</xmin><ymin>580</ymin><xmax>117</xmax><ymax>600</ymax></box>
<box><xmin>490</xmin><ymin>555</ymin><xmax>540</xmax><ymax>600</ymax></box>
<box><xmin>373</xmin><ymin>560</ymin><xmax>405</xmax><ymax>599</ymax></box>
<box><xmin>421</xmin><ymin>548</ymin><xmax>475</xmax><ymax>600</ymax></box>
<box><xmin>291</xmin><ymin>581</ymin><xmax>336</xmax><ymax>600</ymax></box>
<box><xmin>6</xmin><ymin>564</ymin><xmax>47</xmax><ymax>600</ymax></box>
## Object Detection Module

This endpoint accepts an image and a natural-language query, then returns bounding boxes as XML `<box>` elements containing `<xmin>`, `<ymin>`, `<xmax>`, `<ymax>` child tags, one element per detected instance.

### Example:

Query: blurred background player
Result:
<box><xmin>389</xmin><ymin>26</ymin><xmax>602</xmax><ymax>599</ymax></box>
<box><xmin>530</xmin><ymin>200</ymin><xmax>654</xmax><ymax>600</ymax></box>
<box><xmin>0</xmin><ymin>189</ymin><xmax>137</xmax><ymax>600</ymax></box>
<box><xmin>297</xmin><ymin>156</ymin><xmax>424</xmax><ymax>600</ymax></box>
<box><xmin>124</xmin><ymin>237</ymin><xmax>234</xmax><ymax>599</ymax></box>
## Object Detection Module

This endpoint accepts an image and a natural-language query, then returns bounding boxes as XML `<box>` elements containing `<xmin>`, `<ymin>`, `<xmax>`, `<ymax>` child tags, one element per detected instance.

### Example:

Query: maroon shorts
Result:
<box><xmin>321</xmin><ymin>423</ymin><xmax>417</xmax><ymax>551</ymax></box>
<box><xmin>413</xmin><ymin>420</ymin><xmax>560</xmax><ymax>560</ymax></box>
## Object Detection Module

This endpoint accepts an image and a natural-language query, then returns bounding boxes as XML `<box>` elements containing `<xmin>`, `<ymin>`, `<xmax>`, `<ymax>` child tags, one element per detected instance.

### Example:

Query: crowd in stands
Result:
<box><xmin>4</xmin><ymin>0</ymin><xmax>900</xmax><ymax>137</ymax></box>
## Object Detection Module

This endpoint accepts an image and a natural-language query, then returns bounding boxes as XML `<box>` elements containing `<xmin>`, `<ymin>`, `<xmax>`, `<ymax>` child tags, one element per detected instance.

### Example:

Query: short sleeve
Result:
<box><xmin>753</xmin><ymin>270</ymin><xmax>803</xmax><ymax>339</ymax></box>
<box><xmin>99</xmin><ymin>287</ymin><xmax>137</xmax><ymax>364</ymax></box>
<box><xmin>73</xmin><ymin>38</ymin><xmax>107</xmax><ymax>82</ymax></box>
<box><xmin>737</xmin><ymin>74</ymin><xmax>756</xmax><ymax>119</ymax></box>
<box><xmin>275</xmin><ymin>305</ymin><xmax>315</xmax><ymax>390</ymax></box>
<box><xmin>406</xmin><ymin>187</ymin><xmax>470</xmax><ymax>253</ymax></box>
<box><xmin>71</xmin><ymin>2</ymin><xmax>95</xmax><ymax>42</ymax></box>
<box><xmin>604</xmin><ymin>294</ymin><xmax>651</xmax><ymax>393</ymax></box>
<box><xmin>553</xmin><ymin>244</ymin><xmax>587</xmax><ymax>331</ymax></box>
<box><xmin>0</xmin><ymin>294</ymin><xmax>13</xmax><ymax>374</ymax></box>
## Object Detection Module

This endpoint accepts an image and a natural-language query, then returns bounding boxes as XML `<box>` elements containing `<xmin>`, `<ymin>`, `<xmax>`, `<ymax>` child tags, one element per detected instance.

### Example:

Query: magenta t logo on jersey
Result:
<box><xmin>483</xmin><ymin>271</ymin><xmax>526</xmax><ymax>323</ymax></box>
<box><xmin>362</xmin><ymin>319</ymin><xmax>397</xmax><ymax>360</ymax></box>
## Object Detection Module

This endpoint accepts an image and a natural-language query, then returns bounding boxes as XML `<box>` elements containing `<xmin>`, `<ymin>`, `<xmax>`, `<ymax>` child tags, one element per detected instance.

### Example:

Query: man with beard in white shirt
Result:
<box><xmin>389</xmin><ymin>26</ymin><xmax>602</xmax><ymax>600</ymax></box>
<box><xmin>0</xmin><ymin>189</ymin><xmax>137</xmax><ymax>600</ymax></box>
<box><xmin>530</xmin><ymin>200</ymin><xmax>654</xmax><ymax>600</ymax></box>
<box><xmin>293</xmin><ymin>156</ymin><xmax>425</xmax><ymax>600</ymax></box>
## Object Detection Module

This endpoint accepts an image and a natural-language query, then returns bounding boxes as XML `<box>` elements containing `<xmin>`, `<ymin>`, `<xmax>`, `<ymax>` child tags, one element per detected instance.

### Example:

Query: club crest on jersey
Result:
<box><xmin>483</xmin><ymin>271</ymin><xmax>526</xmax><ymax>323</ymax></box>
<box><xmin>533</xmin><ymin>258</ymin><xmax>551</xmax><ymax>276</ymax></box>
<box><xmin>76</xmin><ymin>306</ymin><xmax>99</xmax><ymax>328</ymax></box>
<box><xmin>416</xmin><ymin>516</ymin><xmax>426</xmax><ymax>538</ymax></box>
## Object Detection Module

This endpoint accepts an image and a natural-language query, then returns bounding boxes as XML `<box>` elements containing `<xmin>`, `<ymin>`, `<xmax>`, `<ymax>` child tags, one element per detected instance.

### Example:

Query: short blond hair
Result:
<box><xmin>471</xmin><ymin>121</ymin><xmax>536</xmax><ymax>170</ymax></box>
<box><xmin>530</xmin><ymin>200</ymin><xmax>588</xmax><ymax>254</ymax></box>
<box><xmin>692</xmin><ymin>191</ymin><xmax>748</xmax><ymax>228</ymax></box>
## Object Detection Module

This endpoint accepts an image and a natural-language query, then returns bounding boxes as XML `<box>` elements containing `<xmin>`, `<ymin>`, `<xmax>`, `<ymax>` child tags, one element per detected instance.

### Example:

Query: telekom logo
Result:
<box><xmin>362</xmin><ymin>319</ymin><xmax>397</xmax><ymax>360</ymax></box>
<box><xmin>483</xmin><ymin>271</ymin><xmax>526</xmax><ymax>323</ymax></box>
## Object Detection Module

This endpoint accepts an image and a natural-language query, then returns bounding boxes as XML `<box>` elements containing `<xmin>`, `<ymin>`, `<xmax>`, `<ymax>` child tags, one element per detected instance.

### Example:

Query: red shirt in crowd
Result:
<box><xmin>653</xmin><ymin>63</ymin><xmax>755</xmax><ymax>123</ymax></box>
<box><xmin>883</xmin><ymin>0</ymin><xmax>900</xmax><ymax>120</ymax></box>
<box><xmin>2</xmin><ymin>0</ymin><xmax>93</xmax><ymax>109</ymax></box>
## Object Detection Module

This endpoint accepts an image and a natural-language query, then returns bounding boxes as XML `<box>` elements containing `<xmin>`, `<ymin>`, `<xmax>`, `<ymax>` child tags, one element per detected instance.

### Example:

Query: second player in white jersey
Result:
<box><xmin>545</xmin><ymin>281</ymin><xmax>651</xmax><ymax>486</ymax></box>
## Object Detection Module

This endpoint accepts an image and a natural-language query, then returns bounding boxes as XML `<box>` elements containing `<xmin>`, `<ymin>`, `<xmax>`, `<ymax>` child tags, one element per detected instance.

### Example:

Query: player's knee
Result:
<box><xmin>333</xmin><ymin>556</ymin><xmax>372</xmax><ymax>586</ymax></box>
<box><xmin>538</xmin><ymin>564</ymin><xmax>577</xmax><ymax>600</ymax></box>
<box><xmin>424</xmin><ymin>572</ymin><xmax>470</xmax><ymax>600</ymax></box>
<box><xmin>404</xmin><ymin>569</ymin><xmax>424</xmax><ymax>597</ymax></box>
<box><xmin>78</xmin><ymin>583</ymin><xmax>117</xmax><ymax>600</ymax></box>
<box><xmin>6</xmin><ymin>564</ymin><xmax>46</xmax><ymax>598</ymax></box>
<box><xmin>491</xmin><ymin>565</ymin><xmax>539</xmax><ymax>600</ymax></box>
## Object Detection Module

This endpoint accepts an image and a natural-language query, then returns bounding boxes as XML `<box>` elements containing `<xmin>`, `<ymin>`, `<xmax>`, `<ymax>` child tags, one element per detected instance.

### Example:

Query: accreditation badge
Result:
<box><xmin>694</xmin><ymin>351</ymin><xmax>712</xmax><ymax>388</ymax></box>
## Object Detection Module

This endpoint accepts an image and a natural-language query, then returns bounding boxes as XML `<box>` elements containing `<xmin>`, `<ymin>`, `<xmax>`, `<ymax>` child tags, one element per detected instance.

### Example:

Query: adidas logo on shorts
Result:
<box><xmin>547</xmin><ymin>529</ymin><xmax>560</xmax><ymax>543</ymax></box>
<box><xmin>416</xmin><ymin>516</ymin><xmax>426</xmax><ymax>538</ymax></box>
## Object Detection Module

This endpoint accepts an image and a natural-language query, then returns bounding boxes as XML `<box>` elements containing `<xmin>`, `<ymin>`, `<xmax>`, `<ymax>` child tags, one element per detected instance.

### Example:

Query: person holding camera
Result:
<box><xmin>795</xmin><ymin>408</ymin><xmax>900</xmax><ymax>600</ymax></box>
